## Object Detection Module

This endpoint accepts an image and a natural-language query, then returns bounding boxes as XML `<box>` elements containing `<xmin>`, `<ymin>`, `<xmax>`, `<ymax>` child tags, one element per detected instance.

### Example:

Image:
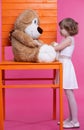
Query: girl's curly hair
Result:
<box><xmin>59</xmin><ymin>18</ymin><xmax>78</xmax><ymax>36</ymax></box>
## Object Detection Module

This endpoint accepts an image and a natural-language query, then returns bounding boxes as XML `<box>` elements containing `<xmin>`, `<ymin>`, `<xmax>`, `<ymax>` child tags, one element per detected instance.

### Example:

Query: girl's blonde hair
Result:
<box><xmin>59</xmin><ymin>18</ymin><xmax>78</xmax><ymax>36</ymax></box>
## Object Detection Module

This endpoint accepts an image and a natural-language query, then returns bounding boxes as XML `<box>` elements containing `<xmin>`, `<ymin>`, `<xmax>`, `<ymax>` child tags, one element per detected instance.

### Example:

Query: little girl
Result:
<box><xmin>54</xmin><ymin>18</ymin><xmax>80</xmax><ymax>128</ymax></box>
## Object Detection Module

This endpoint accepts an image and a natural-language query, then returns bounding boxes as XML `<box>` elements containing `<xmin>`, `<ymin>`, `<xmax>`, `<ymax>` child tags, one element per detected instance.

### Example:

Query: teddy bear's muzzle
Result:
<box><xmin>37</xmin><ymin>27</ymin><xmax>43</xmax><ymax>34</ymax></box>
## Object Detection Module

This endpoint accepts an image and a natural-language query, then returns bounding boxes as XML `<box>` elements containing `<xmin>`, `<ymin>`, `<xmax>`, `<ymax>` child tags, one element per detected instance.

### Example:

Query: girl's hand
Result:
<box><xmin>54</xmin><ymin>37</ymin><xmax>72</xmax><ymax>51</ymax></box>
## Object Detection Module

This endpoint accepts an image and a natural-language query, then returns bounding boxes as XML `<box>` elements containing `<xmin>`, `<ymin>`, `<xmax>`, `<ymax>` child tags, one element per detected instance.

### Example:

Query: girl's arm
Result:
<box><xmin>54</xmin><ymin>37</ymin><xmax>72</xmax><ymax>51</ymax></box>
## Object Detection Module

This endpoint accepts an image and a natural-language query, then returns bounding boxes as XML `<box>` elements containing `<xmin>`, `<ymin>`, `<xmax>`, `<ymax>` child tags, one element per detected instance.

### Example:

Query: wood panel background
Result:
<box><xmin>2</xmin><ymin>0</ymin><xmax>57</xmax><ymax>47</ymax></box>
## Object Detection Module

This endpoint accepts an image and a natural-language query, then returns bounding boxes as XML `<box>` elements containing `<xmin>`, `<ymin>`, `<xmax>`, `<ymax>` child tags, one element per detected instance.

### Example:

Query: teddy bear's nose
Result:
<box><xmin>37</xmin><ymin>27</ymin><xmax>43</xmax><ymax>34</ymax></box>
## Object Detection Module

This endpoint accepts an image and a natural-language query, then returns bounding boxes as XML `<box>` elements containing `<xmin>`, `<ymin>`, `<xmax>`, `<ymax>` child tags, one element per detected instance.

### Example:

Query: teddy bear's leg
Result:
<box><xmin>38</xmin><ymin>44</ymin><xmax>57</xmax><ymax>63</ymax></box>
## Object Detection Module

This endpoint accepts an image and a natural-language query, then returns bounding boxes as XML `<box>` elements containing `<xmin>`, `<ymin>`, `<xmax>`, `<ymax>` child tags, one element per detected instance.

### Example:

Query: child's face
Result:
<box><xmin>60</xmin><ymin>28</ymin><xmax>69</xmax><ymax>37</ymax></box>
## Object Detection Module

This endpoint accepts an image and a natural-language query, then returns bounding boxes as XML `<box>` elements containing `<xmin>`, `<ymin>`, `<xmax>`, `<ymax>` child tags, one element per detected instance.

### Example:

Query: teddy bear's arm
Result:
<box><xmin>33</xmin><ymin>40</ymin><xmax>43</xmax><ymax>46</ymax></box>
<box><xmin>12</xmin><ymin>30</ymin><xmax>37</xmax><ymax>48</ymax></box>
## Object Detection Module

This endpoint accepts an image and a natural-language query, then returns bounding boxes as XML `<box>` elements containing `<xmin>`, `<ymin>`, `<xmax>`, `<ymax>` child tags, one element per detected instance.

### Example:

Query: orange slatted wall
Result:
<box><xmin>2</xmin><ymin>0</ymin><xmax>57</xmax><ymax>47</ymax></box>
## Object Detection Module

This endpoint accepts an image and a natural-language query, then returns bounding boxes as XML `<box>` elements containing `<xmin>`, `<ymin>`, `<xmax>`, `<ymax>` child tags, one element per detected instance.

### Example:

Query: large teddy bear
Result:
<box><xmin>10</xmin><ymin>9</ymin><xmax>58</xmax><ymax>62</ymax></box>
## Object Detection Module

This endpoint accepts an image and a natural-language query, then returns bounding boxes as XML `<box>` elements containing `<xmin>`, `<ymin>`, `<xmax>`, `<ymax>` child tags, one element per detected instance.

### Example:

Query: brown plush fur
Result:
<box><xmin>11</xmin><ymin>10</ymin><xmax>42</xmax><ymax>62</ymax></box>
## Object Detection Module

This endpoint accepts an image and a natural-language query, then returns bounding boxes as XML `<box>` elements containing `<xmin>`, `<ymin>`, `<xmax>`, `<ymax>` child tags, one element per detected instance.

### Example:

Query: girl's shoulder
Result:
<box><xmin>67</xmin><ymin>36</ymin><xmax>74</xmax><ymax>40</ymax></box>
<box><xmin>67</xmin><ymin>36</ymin><xmax>74</xmax><ymax>44</ymax></box>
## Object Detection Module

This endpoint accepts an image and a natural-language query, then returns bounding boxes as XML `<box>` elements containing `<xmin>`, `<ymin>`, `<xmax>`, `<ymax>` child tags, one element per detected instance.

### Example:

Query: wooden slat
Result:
<box><xmin>0</xmin><ymin>64</ymin><xmax>59</xmax><ymax>70</ymax></box>
<box><xmin>2</xmin><ymin>24</ymin><xmax>57</xmax><ymax>32</ymax></box>
<box><xmin>40</xmin><ymin>38</ymin><xmax>57</xmax><ymax>44</ymax></box>
<box><xmin>2</xmin><ymin>10</ymin><xmax>57</xmax><ymax>17</ymax></box>
<box><xmin>2</xmin><ymin>31</ymin><xmax>57</xmax><ymax>39</ymax></box>
<box><xmin>2</xmin><ymin>38</ymin><xmax>57</xmax><ymax>46</ymax></box>
<box><xmin>0</xmin><ymin>88</ymin><xmax>4</xmax><ymax>130</ymax></box>
<box><xmin>2</xmin><ymin>84</ymin><xmax>59</xmax><ymax>88</ymax></box>
<box><xmin>0</xmin><ymin>61</ymin><xmax>60</xmax><ymax>65</ymax></box>
<box><xmin>38</xmin><ymin>10</ymin><xmax>57</xmax><ymax>16</ymax></box>
<box><xmin>4</xmin><ymin>78</ymin><xmax>54</xmax><ymax>81</ymax></box>
<box><xmin>2</xmin><ymin>16</ymin><xmax>57</xmax><ymax>24</ymax></box>
<box><xmin>41</xmin><ymin>32</ymin><xmax>57</xmax><ymax>39</ymax></box>
<box><xmin>2</xmin><ymin>47</ymin><xmax>5</xmax><ymax>61</ymax></box>
<box><xmin>2</xmin><ymin>25</ymin><xmax>14</xmax><ymax>32</ymax></box>
<box><xmin>41</xmin><ymin>32</ymin><xmax>57</xmax><ymax>38</ymax></box>
<box><xmin>40</xmin><ymin>16</ymin><xmax>57</xmax><ymax>24</ymax></box>
<box><xmin>47</xmin><ymin>0</ymin><xmax>56</xmax><ymax>2</ymax></box>
<box><xmin>2</xmin><ymin>32</ymin><xmax>9</xmax><ymax>39</ymax></box>
<box><xmin>2</xmin><ymin>31</ymin><xmax>57</xmax><ymax>38</ymax></box>
<box><xmin>1</xmin><ymin>38</ymin><xmax>57</xmax><ymax>47</ymax></box>
<box><xmin>2</xmin><ymin>0</ymin><xmax>43</xmax><ymax>3</ymax></box>
<box><xmin>0</xmin><ymin>61</ymin><xmax>60</xmax><ymax>71</ymax></box>
<box><xmin>41</xmin><ymin>24</ymin><xmax>57</xmax><ymax>31</ymax></box>
<box><xmin>2</xmin><ymin>3</ymin><xmax>57</xmax><ymax>10</ymax></box>
<box><xmin>2</xmin><ymin>17</ymin><xmax>16</xmax><ymax>25</ymax></box>
<box><xmin>2</xmin><ymin>39</ymin><xmax>11</xmax><ymax>46</ymax></box>
<box><xmin>2</xmin><ymin>0</ymin><xmax>57</xmax><ymax>2</ymax></box>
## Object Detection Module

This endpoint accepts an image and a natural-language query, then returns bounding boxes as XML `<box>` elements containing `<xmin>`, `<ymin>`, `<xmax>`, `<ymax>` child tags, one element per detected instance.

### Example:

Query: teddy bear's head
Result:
<box><xmin>14</xmin><ymin>10</ymin><xmax>43</xmax><ymax>39</ymax></box>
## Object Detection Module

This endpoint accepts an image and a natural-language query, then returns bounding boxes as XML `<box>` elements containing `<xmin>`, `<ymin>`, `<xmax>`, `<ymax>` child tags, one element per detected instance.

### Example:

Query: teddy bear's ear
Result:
<box><xmin>20</xmin><ymin>10</ymin><xmax>39</xmax><ymax>24</ymax></box>
<box><xmin>22</xmin><ymin>17</ymin><xmax>40</xmax><ymax>25</ymax></box>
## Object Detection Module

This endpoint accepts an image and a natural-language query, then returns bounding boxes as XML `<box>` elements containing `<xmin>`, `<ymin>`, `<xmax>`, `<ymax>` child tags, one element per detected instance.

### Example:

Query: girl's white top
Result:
<box><xmin>60</xmin><ymin>36</ymin><xmax>74</xmax><ymax>57</ymax></box>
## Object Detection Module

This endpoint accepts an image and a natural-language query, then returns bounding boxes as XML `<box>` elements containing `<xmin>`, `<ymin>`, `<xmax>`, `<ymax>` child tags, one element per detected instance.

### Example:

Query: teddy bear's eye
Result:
<box><xmin>34</xmin><ymin>19</ymin><xmax>37</xmax><ymax>24</ymax></box>
<box><xmin>32</xmin><ymin>18</ymin><xmax>38</xmax><ymax>25</ymax></box>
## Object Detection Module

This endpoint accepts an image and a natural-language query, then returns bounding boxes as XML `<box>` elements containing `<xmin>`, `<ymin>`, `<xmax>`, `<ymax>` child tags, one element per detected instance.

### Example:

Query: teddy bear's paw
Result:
<box><xmin>38</xmin><ymin>44</ymin><xmax>57</xmax><ymax>63</ymax></box>
<box><xmin>34</xmin><ymin>40</ymin><xmax>42</xmax><ymax>46</ymax></box>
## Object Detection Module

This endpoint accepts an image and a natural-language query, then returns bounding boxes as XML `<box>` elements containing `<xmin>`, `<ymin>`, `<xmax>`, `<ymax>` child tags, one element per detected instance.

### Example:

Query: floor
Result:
<box><xmin>4</xmin><ymin>87</ymin><xmax>83</xmax><ymax>130</ymax></box>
